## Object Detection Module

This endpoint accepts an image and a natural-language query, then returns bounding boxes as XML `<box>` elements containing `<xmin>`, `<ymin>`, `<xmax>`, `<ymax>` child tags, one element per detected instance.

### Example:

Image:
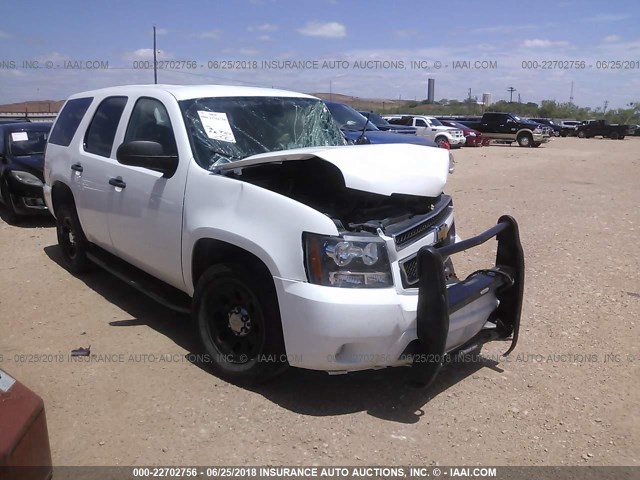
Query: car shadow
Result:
<box><xmin>44</xmin><ymin>244</ymin><xmax>502</xmax><ymax>424</ymax></box>
<box><xmin>0</xmin><ymin>207</ymin><xmax>55</xmax><ymax>228</ymax></box>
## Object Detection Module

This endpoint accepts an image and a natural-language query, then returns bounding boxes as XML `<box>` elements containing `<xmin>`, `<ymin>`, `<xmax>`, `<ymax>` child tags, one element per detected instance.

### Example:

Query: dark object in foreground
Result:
<box><xmin>412</xmin><ymin>216</ymin><xmax>524</xmax><ymax>387</ymax></box>
<box><xmin>0</xmin><ymin>369</ymin><xmax>53</xmax><ymax>480</ymax></box>
<box><xmin>70</xmin><ymin>345</ymin><xmax>91</xmax><ymax>357</ymax></box>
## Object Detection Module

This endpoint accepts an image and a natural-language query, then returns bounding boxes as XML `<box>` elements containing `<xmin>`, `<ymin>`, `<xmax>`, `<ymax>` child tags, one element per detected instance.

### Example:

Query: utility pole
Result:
<box><xmin>603</xmin><ymin>100</ymin><xmax>608</xmax><ymax>114</ymax></box>
<box><xmin>507</xmin><ymin>86</ymin><xmax>516</xmax><ymax>103</ymax></box>
<box><xmin>569</xmin><ymin>81</ymin><xmax>574</xmax><ymax>104</ymax></box>
<box><xmin>153</xmin><ymin>25</ymin><xmax>158</xmax><ymax>84</ymax></box>
<box><xmin>518</xmin><ymin>93</ymin><xmax>521</xmax><ymax>103</ymax></box>
<box><xmin>329</xmin><ymin>80</ymin><xmax>332</xmax><ymax>101</ymax></box>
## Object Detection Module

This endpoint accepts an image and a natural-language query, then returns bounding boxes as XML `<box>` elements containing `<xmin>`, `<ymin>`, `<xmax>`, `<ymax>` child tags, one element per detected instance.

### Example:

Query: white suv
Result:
<box><xmin>44</xmin><ymin>85</ymin><xmax>524</xmax><ymax>385</ymax></box>
<box><xmin>384</xmin><ymin>115</ymin><xmax>466</xmax><ymax>147</ymax></box>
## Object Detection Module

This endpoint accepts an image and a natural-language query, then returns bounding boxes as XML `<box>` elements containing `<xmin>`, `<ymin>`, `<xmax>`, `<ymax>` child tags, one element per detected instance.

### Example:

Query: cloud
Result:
<box><xmin>472</xmin><ymin>24</ymin><xmax>535</xmax><ymax>34</ymax></box>
<box><xmin>248</xmin><ymin>23</ymin><xmax>278</xmax><ymax>32</ymax></box>
<box><xmin>195</xmin><ymin>29</ymin><xmax>222</xmax><ymax>39</ymax></box>
<box><xmin>239</xmin><ymin>48</ymin><xmax>260</xmax><ymax>56</ymax></box>
<box><xmin>582</xmin><ymin>14</ymin><xmax>630</xmax><ymax>22</ymax></box>
<box><xmin>395</xmin><ymin>29</ymin><xmax>418</xmax><ymax>38</ymax></box>
<box><xmin>121</xmin><ymin>48</ymin><xmax>173</xmax><ymax>61</ymax></box>
<box><xmin>522</xmin><ymin>39</ymin><xmax>570</xmax><ymax>48</ymax></box>
<box><xmin>603</xmin><ymin>34</ymin><xmax>621</xmax><ymax>43</ymax></box>
<box><xmin>297</xmin><ymin>21</ymin><xmax>346</xmax><ymax>38</ymax></box>
<box><xmin>258</xmin><ymin>35</ymin><xmax>271</xmax><ymax>41</ymax></box>
<box><xmin>0</xmin><ymin>30</ymin><xmax>11</xmax><ymax>39</ymax></box>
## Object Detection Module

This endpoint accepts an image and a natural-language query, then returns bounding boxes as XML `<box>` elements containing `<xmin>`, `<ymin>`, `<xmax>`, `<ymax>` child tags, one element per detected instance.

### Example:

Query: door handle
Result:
<box><xmin>71</xmin><ymin>163</ymin><xmax>83</xmax><ymax>173</ymax></box>
<box><xmin>109</xmin><ymin>177</ymin><xmax>126</xmax><ymax>189</ymax></box>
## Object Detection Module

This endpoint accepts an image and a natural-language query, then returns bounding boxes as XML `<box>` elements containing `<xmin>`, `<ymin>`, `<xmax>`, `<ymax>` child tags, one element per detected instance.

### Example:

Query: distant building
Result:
<box><xmin>482</xmin><ymin>93</ymin><xmax>492</xmax><ymax>106</ymax></box>
<box><xmin>427</xmin><ymin>79</ymin><xmax>435</xmax><ymax>104</ymax></box>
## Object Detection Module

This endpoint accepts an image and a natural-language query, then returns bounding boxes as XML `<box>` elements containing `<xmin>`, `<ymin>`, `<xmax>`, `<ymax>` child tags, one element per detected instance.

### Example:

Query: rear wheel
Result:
<box><xmin>619</xmin><ymin>136</ymin><xmax>625</xmax><ymax>140</ymax></box>
<box><xmin>610</xmin><ymin>132</ymin><xmax>619</xmax><ymax>140</ymax></box>
<box><xmin>577</xmin><ymin>131</ymin><xmax>586</xmax><ymax>138</ymax></box>
<box><xmin>517</xmin><ymin>133</ymin><xmax>533</xmax><ymax>147</ymax></box>
<box><xmin>193</xmin><ymin>264</ymin><xmax>287</xmax><ymax>384</ymax></box>
<box><xmin>56</xmin><ymin>203</ymin><xmax>92</xmax><ymax>273</ymax></box>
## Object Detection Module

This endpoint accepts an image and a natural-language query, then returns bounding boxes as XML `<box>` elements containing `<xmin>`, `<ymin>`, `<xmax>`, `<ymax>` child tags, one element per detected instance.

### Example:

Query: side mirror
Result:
<box><xmin>116</xmin><ymin>141</ymin><xmax>178</xmax><ymax>178</ymax></box>
<box><xmin>354</xmin><ymin>135</ymin><xmax>370</xmax><ymax>145</ymax></box>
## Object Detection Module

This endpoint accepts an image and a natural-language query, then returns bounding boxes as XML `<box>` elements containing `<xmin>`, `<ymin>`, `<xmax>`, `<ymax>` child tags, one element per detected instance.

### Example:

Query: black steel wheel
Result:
<box><xmin>194</xmin><ymin>264</ymin><xmax>287</xmax><ymax>384</ymax></box>
<box><xmin>56</xmin><ymin>203</ymin><xmax>92</xmax><ymax>273</ymax></box>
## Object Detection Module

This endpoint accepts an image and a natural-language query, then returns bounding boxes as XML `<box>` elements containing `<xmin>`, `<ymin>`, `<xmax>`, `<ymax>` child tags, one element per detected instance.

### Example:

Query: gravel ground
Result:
<box><xmin>0</xmin><ymin>137</ymin><xmax>638</xmax><ymax>466</ymax></box>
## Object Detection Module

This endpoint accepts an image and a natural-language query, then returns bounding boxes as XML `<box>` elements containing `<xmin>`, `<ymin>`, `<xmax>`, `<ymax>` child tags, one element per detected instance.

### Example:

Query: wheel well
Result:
<box><xmin>51</xmin><ymin>182</ymin><xmax>76</xmax><ymax>217</ymax></box>
<box><xmin>516</xmin><ymin>130</ymin><xmax>532</xmax><ymax>139</ymax></box>
<box><xmin>191</xmin><ymin>239</ymin><xmax>274</xmax><ymax>289</ymax></box>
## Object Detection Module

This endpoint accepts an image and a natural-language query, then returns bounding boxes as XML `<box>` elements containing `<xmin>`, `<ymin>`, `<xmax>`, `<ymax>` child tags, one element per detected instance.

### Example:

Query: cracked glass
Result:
<box><xmin>180</xmin><ymin>96</ymin><xmax>347</xmax><ymax>170</ymax></box>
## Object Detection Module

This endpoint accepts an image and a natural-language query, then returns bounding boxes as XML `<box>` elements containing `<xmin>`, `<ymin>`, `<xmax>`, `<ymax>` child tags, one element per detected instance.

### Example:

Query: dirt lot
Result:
<box><xmin>1</xmin><ymin>137</ymin><xmax>638</xmax><ymax>467</ymax></box>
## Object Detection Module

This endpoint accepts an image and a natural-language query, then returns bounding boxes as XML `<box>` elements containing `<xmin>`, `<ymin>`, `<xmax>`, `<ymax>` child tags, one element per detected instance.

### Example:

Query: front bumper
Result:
<box><xmin>533</xmin><ymin>132</ymin><xmax>550</xmax><ymax>143</ymax></box>
<box><xmin>275</xmin><ymin>216</ymin><xmax>524</xmax><ymax>376</ymax></box>
<box><xmin>4</xmin><ymin>176</ymin><xmax>48</xmax><ymax>216</ymax></box>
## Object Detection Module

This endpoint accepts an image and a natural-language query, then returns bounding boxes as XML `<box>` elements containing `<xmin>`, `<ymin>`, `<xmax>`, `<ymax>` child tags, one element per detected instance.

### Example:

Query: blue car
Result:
<box><xmin>324</xmin><ymin>101</ymin><xmax>437</xmax><ymax>147</ymax></box>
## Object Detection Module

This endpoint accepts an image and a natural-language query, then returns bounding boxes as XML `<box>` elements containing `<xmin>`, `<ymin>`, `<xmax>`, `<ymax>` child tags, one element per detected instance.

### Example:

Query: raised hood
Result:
<box><xmin>216</xmin><ymin>143</ymin><xmax>449</xmax><ymax>197</ymax></box>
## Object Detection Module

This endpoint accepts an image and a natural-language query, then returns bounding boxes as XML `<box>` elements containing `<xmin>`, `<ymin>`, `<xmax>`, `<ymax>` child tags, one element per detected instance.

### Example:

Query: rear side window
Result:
<box><xmin>49</xmin><ymin>97</ymin><xmax>93</xmax><ymax>146</ymax></box>
<box><xmin>84</xmin><ymin>96</ymin><xmax>127</xmax><ymax>157</ymax></box>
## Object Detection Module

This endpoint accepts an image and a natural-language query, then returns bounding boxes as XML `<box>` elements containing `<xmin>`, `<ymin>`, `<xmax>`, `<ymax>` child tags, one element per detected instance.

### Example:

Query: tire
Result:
<box><xmin>56</xmin><ymin>203</ymin><xmax>92</xmax><ymax>273</ymax></box>
<box><xmin>517</xmin><ymin>132</ymin><xmax>533</xmax><ymax>147</ymax></box>
<box><xmin>610</xmin><ymin>132</ymin><xmax>619</xmax><ymax>140</ymax></box>
<box><xmin>193</xmin><ymin>264</ymin><xmax>287</xmax><ymax>384</ymax></box>
<box><xmin>560</xmin><ymin>132</ymin><xmax>568</xmax><ymax>137</ymax></box>
<box><xmin>619</xmin><ymin>136</ymin><xmax>625</xmax><ymax>140</ymax></box>
<box><xmin>435</xmin><ymin>136</ymin><xmax>448</xmax><ymax>147</ymax></box>
<box><xmin>0</xmin><ymin>179</ymin><xmax>19</xmax><ymax>224</ymax></box>
<box><xmin>532</xmin><ymin>142</ymin><xmax>541</xmax><ymax>148</ymax></box>
<box><xmin>577</xmin><ymin>131</ymin><xmax>586</xmax><ymax>138</ymax></box>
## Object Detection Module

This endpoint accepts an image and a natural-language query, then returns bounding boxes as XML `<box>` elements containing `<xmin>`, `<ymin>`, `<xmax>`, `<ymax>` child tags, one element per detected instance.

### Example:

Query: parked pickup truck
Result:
<box><xmin>576</xmin><ymin>119</ymin><xmax>633</xmax><ymax>139</ymax></box>
<box><xmin>383</xmin><ymin>115</ymin><xmax>466</xmax><ymax>148</ymax></box>
<box><xmin>44</xmin><ymin>85</ymin><xmax>524</xmax><ymax>386</ymax></box>
<box><xmin>457</xmin><ymin>112</ymin><xmax>552</xmax><ymax>147</ymax></box>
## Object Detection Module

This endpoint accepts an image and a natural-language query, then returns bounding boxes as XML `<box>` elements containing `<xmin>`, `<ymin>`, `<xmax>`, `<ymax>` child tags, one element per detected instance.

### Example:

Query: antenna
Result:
<box><xmin>153</xmin><ymin>25</ymin><xmax>158</xmax><ymax>84</ymax></box>
<box><xmin>603</xmin><ymin>100</ymin><xmax>609</xmax><ymax>114</ymax></box>
<box><xmin>569</xmin><ymin>81</ymin><xmax>574</xmax><ymax>104</ymax></box>
<box><xmin>507</xmin><ymin>86</ymin><xmax>516</xmax><ymax>103</ymax></box>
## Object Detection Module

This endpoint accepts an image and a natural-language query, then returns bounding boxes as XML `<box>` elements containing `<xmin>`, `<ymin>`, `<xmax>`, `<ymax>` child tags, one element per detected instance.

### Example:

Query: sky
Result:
<box><xmin>1</xmin><ymin>0</ymin><xmax>639</xmax><ymax>108</ymax></box>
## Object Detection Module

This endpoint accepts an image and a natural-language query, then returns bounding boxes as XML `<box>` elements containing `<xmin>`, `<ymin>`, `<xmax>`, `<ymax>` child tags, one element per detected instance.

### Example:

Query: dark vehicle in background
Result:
<box><xmin>0</xmin><ymin>118</ymin><xmax>31</xmax><ymax>125</ymax></box>
<box><xmin>357</xmin><ymin>110</ymin><xmax>417</xmax><ymax>134</ymax></box>
<box><xmin>576</xmin><ymin>119</ymin><xmax>633</xmax><ymax>139</ymax></box>
<box><xmin>529</xmin><ymin>118</ymin><xmax>562</xmax><ymax>137</ymax></box>
<box><xmin>457</xmin><ymin>112</ymin><xmax>551</xmax><ymax>147</ymax></box>
<box><xmin>437</xmin><ymin>118</ymin><xmax>490</xmax><ymax>147</ymax></box>
<box><xmin>324</xmin><ymin>101</ymin><xmax>437</xmax><ymax>147</ymax></box>
<box><xmin>0</xmin><ymin>122</ymin><xmax>52</xmax><ymax>222</ymax></box>
<box><xmin>558</xmin><ymin>120</ymin><xmax>580</xmax><ymax>136</ymax></box>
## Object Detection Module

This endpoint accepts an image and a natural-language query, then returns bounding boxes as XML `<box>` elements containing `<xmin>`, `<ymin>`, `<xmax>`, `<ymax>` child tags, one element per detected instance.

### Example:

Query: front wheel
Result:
<box><xmin>193</xmin><ymin>264</ymin><xmax>287</xmax><ymax>384</ymax></box>
<box><xmin>0</xmin><ymin>179</ymin><xmax>19</xmax><ymax>224</ymax></box>
<box><xmin>532</xmin><ymin>142</ymin><xmax>541</xmax><ymax>148</ymax></box>
<box><xmin>610</xmin><ymin>132</ymin><xmax>619</xmax><ymax>140</ymax></box>
<box><xmin>577</xmin><ymin>131</ymin><xmax>586</xmax><ymax>138</ymax></box>
<box><xmin>56</xmin><ymin>203</ymin><xmax>92</xmax><ymax>273</ymax></box>
<box><xmin>517</xmin><ymin>133</ymin><xmax>533</xmax><ymax>147</ymax></box>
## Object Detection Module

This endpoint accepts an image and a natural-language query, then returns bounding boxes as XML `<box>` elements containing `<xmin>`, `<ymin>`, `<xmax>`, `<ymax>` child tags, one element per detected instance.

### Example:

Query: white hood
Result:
<box><xmin>216</xmin><ymin>143</ymin><xmax>449</xmax><ymax>197</ymax></box>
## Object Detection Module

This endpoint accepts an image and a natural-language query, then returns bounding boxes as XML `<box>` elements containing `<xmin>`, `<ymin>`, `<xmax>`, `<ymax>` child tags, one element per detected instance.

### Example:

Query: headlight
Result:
<box><xmin>533</xmin><ymin>127</ymin><xmax>542</xmax><ymax>134</ymax></box>
<box><xmin>10</xmin><ymin>170</ymin><xmax>43</xmax><ymax>186</ymax></box>
<box><xmin>303</xmin><ymin>233</ymin><xmax>392</xmax><ymax>288</ymax></box>
<box><xmin>448</xmin><ymin>151</ymin><xmax>455</xmax><ymax>174</ymax></box>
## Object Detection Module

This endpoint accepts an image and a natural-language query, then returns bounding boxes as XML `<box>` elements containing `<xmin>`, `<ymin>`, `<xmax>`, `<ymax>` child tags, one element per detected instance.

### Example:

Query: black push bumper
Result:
<box><xmin>412</xmin><ymin>215</ymin><xmax>524</xmax><ymax>387</ymax></box>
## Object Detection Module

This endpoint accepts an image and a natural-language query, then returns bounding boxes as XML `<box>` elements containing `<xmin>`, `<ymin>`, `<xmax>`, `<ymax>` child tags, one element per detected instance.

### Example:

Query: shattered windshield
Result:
<box><xmin>180</xmin><ymin>96</ymin><xmax>347</xmax><ymax>169</ymax></box>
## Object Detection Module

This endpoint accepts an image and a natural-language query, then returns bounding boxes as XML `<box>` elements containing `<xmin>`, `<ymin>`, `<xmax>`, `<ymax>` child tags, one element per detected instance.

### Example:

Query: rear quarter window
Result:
<box><xmin>49</xmin><ymin>97</ymin><xmax>93</xmax><ymax>147</ymax></box>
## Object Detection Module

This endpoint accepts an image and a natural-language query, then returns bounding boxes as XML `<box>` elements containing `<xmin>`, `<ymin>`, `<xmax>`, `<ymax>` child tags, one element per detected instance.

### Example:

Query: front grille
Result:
<box><xmin>392</xmin><ymin>201</ymin><xmax>453</xmax><ymax>249</ymax></box>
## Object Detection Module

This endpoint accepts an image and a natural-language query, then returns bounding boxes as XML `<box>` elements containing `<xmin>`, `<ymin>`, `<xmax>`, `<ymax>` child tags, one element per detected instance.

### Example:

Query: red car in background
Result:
<box><xmin>439</xmin><ymin>119</ymin><xmax>490</xmax><ymax>146</ymax></box>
